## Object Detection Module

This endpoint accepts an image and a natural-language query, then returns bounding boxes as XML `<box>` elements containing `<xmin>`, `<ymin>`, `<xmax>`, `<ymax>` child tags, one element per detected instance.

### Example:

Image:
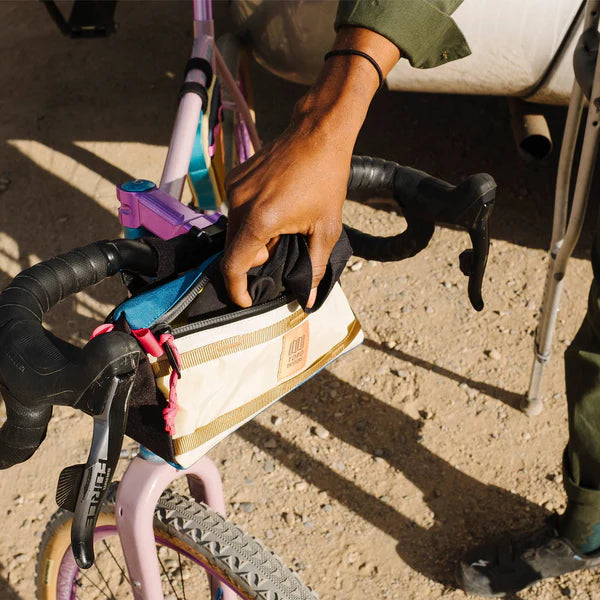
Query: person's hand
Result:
<box><xmin>221</xmin><ymin>27</ymin><xmax>400</xmax><ymax>309</ymax></box>
<box><xmin>222</xmin><ymin>105</ymin><xmax>353</xmax><ymax>309</ymax></box>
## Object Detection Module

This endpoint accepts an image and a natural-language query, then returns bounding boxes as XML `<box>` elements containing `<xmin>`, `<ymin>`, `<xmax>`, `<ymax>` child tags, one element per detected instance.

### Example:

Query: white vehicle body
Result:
<box><xmin>232</xmin><ymin>0</ymin><xmax>586</xmax><ymax>106</ymax></box>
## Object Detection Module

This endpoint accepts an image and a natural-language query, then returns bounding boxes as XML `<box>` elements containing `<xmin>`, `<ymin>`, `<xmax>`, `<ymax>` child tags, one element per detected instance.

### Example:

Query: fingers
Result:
<box><xmin>306</xmin><ymin>221</ymin><xmax>341</xmax><ymax>309</ymax></box>
<box><xmin>222</xmin><ymin>225</ymin><xmax>270</xmax><ymax>308</ymax></box>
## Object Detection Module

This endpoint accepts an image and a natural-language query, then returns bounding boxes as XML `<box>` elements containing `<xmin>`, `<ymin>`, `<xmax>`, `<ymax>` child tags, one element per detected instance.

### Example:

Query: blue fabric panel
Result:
<box><xmin>188</xmin><ymin>110</ymin><xmax>218</xmax><ymax>210</ymax></box>
<box><xmin>113</xmin><ymin>252</ymin><xmax>221</xmax><ymax>329</ymax></box>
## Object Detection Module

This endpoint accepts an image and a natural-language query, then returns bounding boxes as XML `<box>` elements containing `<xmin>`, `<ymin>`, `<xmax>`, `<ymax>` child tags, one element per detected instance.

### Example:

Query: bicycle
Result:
<box><xmin>0</xmin><ymin>1</ymin><xmax>497</xmax><ymax>599</ymax></box>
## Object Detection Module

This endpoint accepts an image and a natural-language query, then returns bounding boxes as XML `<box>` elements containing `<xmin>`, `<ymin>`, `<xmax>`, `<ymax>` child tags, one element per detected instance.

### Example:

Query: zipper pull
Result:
<box><xmin>162</xmin><ymin>337</ymin><xmax>182</xmax><ymax>379</ymax></box>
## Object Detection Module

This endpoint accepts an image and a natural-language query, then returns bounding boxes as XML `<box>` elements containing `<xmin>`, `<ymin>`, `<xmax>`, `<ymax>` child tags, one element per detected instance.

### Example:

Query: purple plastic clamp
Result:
<box><xmin>117</xmin><ymin>180</ymin><xmax>223</xmax><ymax>240</ymax></box>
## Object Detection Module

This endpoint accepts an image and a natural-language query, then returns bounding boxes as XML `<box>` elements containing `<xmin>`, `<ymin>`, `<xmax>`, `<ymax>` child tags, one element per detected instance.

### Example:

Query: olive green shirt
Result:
<box><xmin>336</xmin><ymin>0</ymin><xmax>470</xmax><ymax>69</ymax></box>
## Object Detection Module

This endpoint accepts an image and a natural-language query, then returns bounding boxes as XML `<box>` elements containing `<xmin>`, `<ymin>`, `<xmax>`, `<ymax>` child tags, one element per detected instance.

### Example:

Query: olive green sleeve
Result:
<box><xmin>335</xmin><ymin>0</ymin><xmax>471</xmax><ymax>69</ymax></box>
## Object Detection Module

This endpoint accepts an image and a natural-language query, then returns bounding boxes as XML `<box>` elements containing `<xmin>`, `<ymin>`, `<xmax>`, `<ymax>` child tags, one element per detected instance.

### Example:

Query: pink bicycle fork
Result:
<box><xmin>115</xmin><ymin>453</ymin><xmax>238</xmax><ymax>600</ymax></box>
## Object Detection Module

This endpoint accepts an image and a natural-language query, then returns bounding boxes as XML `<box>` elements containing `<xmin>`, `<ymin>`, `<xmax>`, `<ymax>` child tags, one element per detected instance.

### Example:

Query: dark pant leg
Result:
<box><xmin>560</xmin><ymin>271</ymin><xmax>600</xmax><ymax>552</ymax></box>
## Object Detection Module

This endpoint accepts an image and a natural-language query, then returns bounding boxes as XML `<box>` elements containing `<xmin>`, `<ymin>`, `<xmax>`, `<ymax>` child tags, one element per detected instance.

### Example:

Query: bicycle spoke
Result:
<box><xmin>102</xmin><ymin>539</ymin><xmax>131</xmax><ymax>587</ymax></box>
<box><xmin>77</xmin><ymin>569</ymin><xmax>115</xmax><ymax>600</ymax></box>
<box><xmin>158</xmin><ymin>552</ymin><xmax>182</xmax><ymax>600</ymax></box>
<box><xmin>93</xmin><ymin>561</ymin><xmax>118</xmax><ymax>600</ymax></box>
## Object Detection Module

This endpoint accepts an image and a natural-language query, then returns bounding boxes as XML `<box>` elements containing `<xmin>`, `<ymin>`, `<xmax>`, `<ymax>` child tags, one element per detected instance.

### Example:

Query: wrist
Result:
<box><xmin>291</xmin><ymin>62</ymin><xmax>373</xmax><ymax>143</ymax></box>
<box><xmin>291</xmin><ymin>26</ymin><xmax>400</xmax><ymax>143</ymax></box>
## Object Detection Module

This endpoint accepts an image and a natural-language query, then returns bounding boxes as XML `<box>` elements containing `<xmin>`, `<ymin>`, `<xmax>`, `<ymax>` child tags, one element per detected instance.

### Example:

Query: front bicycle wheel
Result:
<box><xmin>37</xmin><ymin>487</ymin><xmax>318</xmax><ymax>600</ymax></box>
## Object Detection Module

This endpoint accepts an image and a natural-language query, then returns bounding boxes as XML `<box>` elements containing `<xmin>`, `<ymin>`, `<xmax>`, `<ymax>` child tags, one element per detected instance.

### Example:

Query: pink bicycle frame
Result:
<box><xmin>113</xmin><ymin>1</ymin><xmax>260</xmax><ymax>598</ymax></box>
<box><xmin>159</xmin><ymin>0</ymin><xmax>260</xmax><ymax>201</ymax></box>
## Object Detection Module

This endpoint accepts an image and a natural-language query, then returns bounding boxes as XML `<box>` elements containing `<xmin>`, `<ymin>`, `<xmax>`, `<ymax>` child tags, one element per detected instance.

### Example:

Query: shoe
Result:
<box><xmin>457</xmin><ymin>517</ymin><xmax>600</xmax><ymax>597</ymax></box>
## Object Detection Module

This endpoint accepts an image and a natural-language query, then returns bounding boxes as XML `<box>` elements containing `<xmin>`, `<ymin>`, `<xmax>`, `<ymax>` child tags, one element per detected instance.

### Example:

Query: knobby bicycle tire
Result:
<box><xmin>36</xmin><ymin>487</ymin><xmax>318</xmax><ymax>600</ymax></box>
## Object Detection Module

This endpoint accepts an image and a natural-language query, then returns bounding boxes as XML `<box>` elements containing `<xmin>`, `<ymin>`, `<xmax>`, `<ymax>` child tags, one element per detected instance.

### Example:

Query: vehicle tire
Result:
<box><xmin>37</xmin><ymin>486</ymin><xmax>318</xmax><ymax>600</ymax></box>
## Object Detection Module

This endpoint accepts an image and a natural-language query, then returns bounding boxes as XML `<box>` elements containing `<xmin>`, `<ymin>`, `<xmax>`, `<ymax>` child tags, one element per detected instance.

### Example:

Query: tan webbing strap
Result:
<box><xmin>173</xmin><ymin>318</ymin><xmax>362</xmax><ymax>457</ymax></box>
<box><xmin>153</xmin><ymin>307</ymin><xmax>307</xmax><ymax>378</ymax></box>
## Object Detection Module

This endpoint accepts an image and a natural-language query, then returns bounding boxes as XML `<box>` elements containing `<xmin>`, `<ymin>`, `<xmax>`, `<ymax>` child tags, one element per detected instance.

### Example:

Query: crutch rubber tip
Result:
<box><xmin>520</xmin><ymin>395</ymin><xmax>543</xmax><ymax>416</ymax></box>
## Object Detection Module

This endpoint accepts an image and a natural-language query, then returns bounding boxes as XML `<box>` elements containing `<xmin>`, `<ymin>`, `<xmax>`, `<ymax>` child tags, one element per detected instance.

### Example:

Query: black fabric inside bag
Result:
<box><xmin>120</xmin><ymin>229</ymin><xmax>352</xmax><ymax>462</ymax></box>
<box><xmin>144</xmin><ymin>229</ymin><xmax>353</xmax><ymax>321</ymax></box>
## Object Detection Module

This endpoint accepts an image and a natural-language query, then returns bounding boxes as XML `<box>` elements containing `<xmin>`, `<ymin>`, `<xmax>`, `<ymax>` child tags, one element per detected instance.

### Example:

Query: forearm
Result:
<box><xmin>291</xmin><ymin>27</ymin><xmax>401</xmax><ymax>146</ymax></box>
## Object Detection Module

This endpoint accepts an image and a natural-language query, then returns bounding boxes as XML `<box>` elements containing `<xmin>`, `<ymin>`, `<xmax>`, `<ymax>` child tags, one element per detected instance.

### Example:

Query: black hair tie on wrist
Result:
<box><xmin>324</xmin><ymin>49</ymin><xmax>384</xmax><ymax>92</ymax></box>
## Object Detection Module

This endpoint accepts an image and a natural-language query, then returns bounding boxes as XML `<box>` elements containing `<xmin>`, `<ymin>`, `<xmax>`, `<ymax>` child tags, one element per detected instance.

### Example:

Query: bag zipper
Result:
<box><xmin>168</xmin><ymin>292</ymin><xmax>294</xmax><ymax>337</ymax></box>
<box><xmin>151</xmin><ymin>272</ymin><xmax>211</xmax><ymax>328</ymax></box>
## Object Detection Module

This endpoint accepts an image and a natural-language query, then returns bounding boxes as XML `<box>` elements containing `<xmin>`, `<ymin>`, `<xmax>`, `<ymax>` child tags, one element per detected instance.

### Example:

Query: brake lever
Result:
<box><xmin>458</xmin><ymin>199</ymin><xmax>494</xmax><ymax>311</ymax></box>
<box><xmin>55</xmin><ymin>333</ymin><xmax>140</xmax><ymax>569</ymax></box>
<box><xmin>396</xmin><ymin>170</ymin><xmax>496</xmax><ymax>311</ymax></box>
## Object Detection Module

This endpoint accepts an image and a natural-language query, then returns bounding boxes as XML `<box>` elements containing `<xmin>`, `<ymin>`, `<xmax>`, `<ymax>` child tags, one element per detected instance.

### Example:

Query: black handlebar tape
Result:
<box><xmin>0</xmin><ymin>240</ymin><xmax>153</xmax><ymax>470</ymax></box>
<box><xmin>0</xmin><ymin>387</ymin><xmax>52</xmax><ymax>470</ymax></box>
<box><xmin>347</xmin><ymin>155</ymin><xmax>397</xmax><ymax>198</ymax></box>
<box><xmin>346</xmin><ymin>156</ymin><xmax>437</xmax><ymax>261</ymax></box>
<box><xmin>0</xmin><ymin>239</ymin><xmax>160</xmax><ymax>327</ymax></box>
<box><xmin>343</xmin><ymin>220</ymin><xmax>434</xmax><ymax>262</ymax></box>
<box><xmin>0</xmin><ymin>242</ymin><xmax>118</xmax><ymax>327</ymax></box>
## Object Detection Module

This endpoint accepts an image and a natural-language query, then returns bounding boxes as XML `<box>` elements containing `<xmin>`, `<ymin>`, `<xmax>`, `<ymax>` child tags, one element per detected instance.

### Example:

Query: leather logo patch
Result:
<box><xmin>278</xmin><ymin>321</ymin><xmax>309</xmax><ymax>381</ymax></box>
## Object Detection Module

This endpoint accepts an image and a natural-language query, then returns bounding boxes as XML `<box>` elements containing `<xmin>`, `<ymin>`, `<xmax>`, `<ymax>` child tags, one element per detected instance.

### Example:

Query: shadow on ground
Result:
<box><xmin>237</xmin><ymin>369</ymin><xmax>548</xmax><ymax>588</ymax></box>
<box><xmin>0</xmin><ymin>566</ymin><xmax>23</xmax><ymax>600</ymax></box>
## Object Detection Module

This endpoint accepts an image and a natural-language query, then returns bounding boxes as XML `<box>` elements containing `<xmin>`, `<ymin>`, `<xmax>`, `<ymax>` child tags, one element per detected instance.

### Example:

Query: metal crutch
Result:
<box><xmin>523</xmin><ymin>0</ymin><xmax>600</xmax><ymax>415</ymax></box>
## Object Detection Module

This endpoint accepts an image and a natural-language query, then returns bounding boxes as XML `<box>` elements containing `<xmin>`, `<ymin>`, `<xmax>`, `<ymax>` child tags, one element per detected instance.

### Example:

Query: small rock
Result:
<box><xmin>349</xmin><ymin>261</ymin><xmax>363</xmax><ymax>272</ymax></box>
<box><xmin>384</xmin><ymin>340</ymin><xmax>396</xmax><ymax>349</ymax></box>
<box><xmin>418</xmin><ymin>409</ymin><xmax>434</xmax><ymax>420</ymax></box>
<box><xmin>271</xmin><ymin>416</ymin><xmax>282</xmax><ymax>426</ymax></box>
<box><xmin>244</xmin><ymin>477</ymin><xmax>255</xmax><ymax>485</ymax></box>
<box><xmin>358</xmin><ymin>562</ymin><xmax>377</xmax><ymax>576</ymax></box>
<box><xmin>263</xmin><ymin>460</ymin><xmax>275</xmax><ymax>474</ymax></box>
<box><xmin>240</xmin><ymin>502</ymin><xmax>255</xmax><ymax>513</ymax></box>
<box><xmin>303</xmin><ymin>520</ymin><xmax>314</xmax><ymax>530</ymax></box>
<box><xmin>486</xmin><ymin>349</ymin><xmax>502</xmax><ymax>360</ymax></box>
<box><xmin>283</xmin><ymin>512</ymin><xmax>295</xmax><ymax>526</ymax></box>
<box><xmin>294</xmin><ymin>481</ymin><xmax>308</xmax><ymax>492</ymax></box>
<box><xmin>391</xmin><ymin>369</ymin><xmax>408</xmax><ymax>378</ymax></box>
<box><xmin>13</xmin><ymin>554</ymin><xmax>29</xmax><ymax>564</ymax></box>
<box><xmin>264</xmin><ymin>438</ymin><xmax>277</xmax><ymax>449</ymax></box>
<box><xmin>322</xmin><ymin>504</ymin><xmax>333</xmax><ymax>513</ymax></box>
<box><xmin>265</xmin><ymin>529</ymin><xmax>275</xmax><ymax>539</ymax></box>
<box><xmin>313</xmin><ymin>425</ymin><xmax>330</xmax><ymax>439</ymax></box>
<box><xmin>522</xmin><ymin>432</ymin><xmax>531</xmax><ymax>441</ymax></box>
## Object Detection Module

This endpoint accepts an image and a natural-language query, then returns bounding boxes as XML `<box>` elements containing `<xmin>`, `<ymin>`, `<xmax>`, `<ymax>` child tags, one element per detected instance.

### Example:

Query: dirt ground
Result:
<box><xmin>1</xmin><ymin>2</ymin><xmax>599</xmax><ymax>599</ymax></box>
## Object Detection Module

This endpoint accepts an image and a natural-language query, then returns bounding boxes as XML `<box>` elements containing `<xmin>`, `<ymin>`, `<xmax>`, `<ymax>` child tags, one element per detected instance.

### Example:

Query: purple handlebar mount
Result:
<box><xmin>117</xmin><ymin>180</ymin><xmax>223</xmax><ymax>240</ymax></box>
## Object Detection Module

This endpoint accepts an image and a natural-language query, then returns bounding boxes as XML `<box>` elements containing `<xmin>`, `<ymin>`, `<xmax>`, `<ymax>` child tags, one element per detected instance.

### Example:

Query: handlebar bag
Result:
<box><xmin>111</xmin><ymin>232</ymin><xmax>363</xmax><ymax>468</ymax></box>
